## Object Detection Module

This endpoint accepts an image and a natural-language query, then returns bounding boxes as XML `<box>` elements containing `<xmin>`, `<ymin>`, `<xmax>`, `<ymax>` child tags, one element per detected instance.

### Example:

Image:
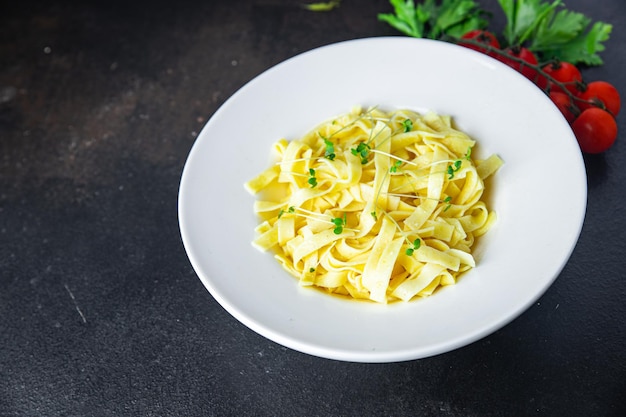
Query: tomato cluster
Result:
<box><xmin>459</xmin><ymin>30</ymin><xmax>621</xmax><ymax>154</ymax></box>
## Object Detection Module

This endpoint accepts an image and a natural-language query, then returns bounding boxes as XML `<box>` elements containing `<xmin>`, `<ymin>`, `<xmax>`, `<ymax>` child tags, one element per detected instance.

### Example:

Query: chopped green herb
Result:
<box><xmin>465</xmin><ymin>146</ymin><xmax>472</xmax><ymax>160</ymax></box>
<box><xmin>443</xmin><ymin>196</ymin><xmax>452</xmax><ymax>212</ymax></box>
<box><xmin>405</xmin><ymin>238</ymin><xmax>421</xmax><ymax>256</ymax></box>
<box><xmin>322</xmin><ymin>137</ymin><xmax>336</xmax><ymax>160</ymax></box>
<box><xmin>371</xmin><ymin>211</ymin><xmax>378</xmax><ymax>221</ymax></box>
<box><xmin>390</xmin><ymin>160</ymin><xmax>403</xmax><ymax>173</ymax></box>
<box><xmin>309</xmin><ymin>267</ymin><xmax>316</xmax><ymax>273</ymax></box>
<box><xmin>351</xmin><ymin>142</ymin><xmax>371</xmax><ymax>164</ymax></box>
<box><xmin>402</xmin><ymin>118</ymin><xmax>413</xmax><ymax>132</ymax></box>
<box><xmin>446</xmin><ymin>165</ymin><xmax>455</xmax><ymax>179</ymax></box>
<box><xmin>308</xmin><ymin>168</ymin><xmax>318</xmax><ymax>188</ymax></box>
<box><xmin>279</xmin><ymin>206</ymin><xmax>296</xmax><ymax>218</ymax></box>
<box><xmin>332</xmin><ymin>213</ymin><xmax>347</xmax><ymax>234</ymax></box>
<box><xmin>447</xmin><ymin>159</ymin><xmax>462</xmax><ymax>179</ymax></box>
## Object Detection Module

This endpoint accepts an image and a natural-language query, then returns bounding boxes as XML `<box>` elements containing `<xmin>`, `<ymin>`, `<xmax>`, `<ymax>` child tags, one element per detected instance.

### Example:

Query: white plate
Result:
<box><xmin>178</xmin><ymin>37</ymin><xmax>586</xmax><ymax>362</ymax></box>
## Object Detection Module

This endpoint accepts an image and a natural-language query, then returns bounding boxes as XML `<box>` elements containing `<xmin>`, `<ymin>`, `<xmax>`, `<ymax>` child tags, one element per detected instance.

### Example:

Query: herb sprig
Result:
<box><xmin>378</xmin><ymin>0</ymin><xmax>612</xmax><ymax>66</ymax></box>
<box><xmin>378</xmin><ymin>0</ymin><xmax>489</xmax><ymax>39</ymax></box>
<box><xmin>497</xmin><ymin>0</ymin><xmax>612</xmax><ymax>66</ymax></box>
<box><xmin>308</xmin><ymin>168</ymin><xmax>318</xmax><ymax>188</ymax></box>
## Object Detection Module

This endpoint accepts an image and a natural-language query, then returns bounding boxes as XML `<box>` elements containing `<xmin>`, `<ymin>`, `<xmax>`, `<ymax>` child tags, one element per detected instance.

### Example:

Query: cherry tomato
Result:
<box><xmin>577</xmin><ymin>81</ymin><xmax>621</xmax><ymax>116</ymax></box>
<box><xmin>497</xmin><ymin>47</ymin><xmax>538</xmax><ymax>81</ymax></box>
<box><xmin>549</xmin><ymin>91</ymin><xmax>577</xmax><ymax>123</ymax></box>
<box><xmin>571</xmin><ymin>107</ymin><xmax>618</xmax><ymax>154</ymax></box>
<box><xmin>459</xmin><ymin>30</ymin><xmax>500</xmax><ymax>57</ymax></box>
<box><xmin>537</xmin><ymin>61</ymin><xmax>582</xmax><ymax>94</ymax></box>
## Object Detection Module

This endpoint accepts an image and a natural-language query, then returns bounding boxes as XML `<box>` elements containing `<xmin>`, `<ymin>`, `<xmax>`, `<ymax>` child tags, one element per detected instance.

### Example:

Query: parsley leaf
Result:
<box><xmin>497</xmin><ymin>0</ymin><xmax>612</xmax><ymax>66</ymax></box>
<box><xmin>380</xmin><ymin>0</ymin><xmax>612</xmax><ymax>67</ymax></box>
<box><xmin>498</xmin><ymin>0</ymin><xmax>562</xmax><ymax>46</ymax></box>
<box><xmin>378</xmin><ymin>0</ymin><xmax>488</xmax><ymax>40</ymax></box>
<box><xmin>432</xmin><ymin>0</ymin><xmax>489</xmax><ymax>38</ymax></box>
<box><xmin>378</xmin><ymin>0</ymin><xmax>430</xmax><ymax>38</ymax></box>
<box><xmin>534</xmin><ymin>18</ymin><xmax>612</xmax><ymax>66</ymax></box>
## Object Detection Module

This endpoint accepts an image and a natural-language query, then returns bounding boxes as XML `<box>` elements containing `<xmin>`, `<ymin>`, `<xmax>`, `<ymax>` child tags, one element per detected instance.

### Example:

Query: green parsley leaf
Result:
<box><xmin>498</xmin><ymin>0</ymin><xmax>563</xmax><ymax>46</ymax></box>
<box><xmin>351</xmin><ymin>142</ymin><xmax>371</xmax><ymax>164</ymax></box>
<box><xmin>308</xmin><ymin>168</ymin><xmax>318</xmax><ymax>188</ymax></box>
<box><xmin>402</xmin><ymin>118</ymin><xmax>413</xmax><ymax>132</ymax></box>
<box><xmin>447</xmin><ymin>159</ymin><xmax>462</xmax><ymax>179</ymax></box>
<box><xmin>431</xmin><ymin>0</ymin><xmax>489</xmax><ymax>39</ymax></box>
<box><xmin>534</xmin><ymin>19</ymin><xmax>612</xmax><ymax>66</ymax></box>
<box><xmin>378</xmin><ymin>0</ymin><xmax>429</xmax><ymax>38</ymax></box>
<box><xmin>530</xmin><ymin>8</ymin><xmax>587</xmax><ymax>49</ymax></box>
<box><xmin>405</xmin><ymin>238</ymin><xmax>421</xmax><ymax>256</ymax></box>
<box><xmin>378</xmin><ymin>0</ymin><xmax>488</xmax><ymax>40</ymax></box>
<box><xmin>390</xmin><ymin>160</ymin><xmax>403</xmax><ymax>173</ymax></box>
<box><xmin>497</xmin><ymin>0</ymin><xmax>612</xmax><ymax>66</ymax></box>
<box><xmin>323</xmin><ymin>138</ymin><xmax>336</xmax><ymax>160</ymax></box>
<box><xmin>332</xmin><ymin>213</ymin><xmax>347</xmax><ymax>234</ymax></box>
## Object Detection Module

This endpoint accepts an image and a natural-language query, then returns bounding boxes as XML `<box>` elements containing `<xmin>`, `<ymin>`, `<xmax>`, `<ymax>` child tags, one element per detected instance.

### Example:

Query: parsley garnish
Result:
<box><xmin>278</xmin><ymin>206</ymin><xmax>295</xmax><ymax>219</ymax></box>
<box><xmin>447</xmin><ymin>159</ymin><xmax>462</xmax><ymax>179</ymax></box>
<box><xmin>390</xmin><ymin>160</ymin><xmax>403</xmax><ymax>173</ymax></box>
<box><xmin>405</xmin><ymin>238</ymin><xmax>421</xmax><ymax>256</ymax></box>
<box><xmin>320</xmin><ymin>135</ymin><xmax>336</xmax><ymax>160</ymax></box>
<box><xmin>402</xmin><ymin>118</ymin><xmax>413</xmax><ymax>132</ymax></box>
<box><xmin>332</xmin><ymin>213</ymin><xmax>347</xmax><ymax>234</ymax></box>
<box><xmin>351</xmin><ymin>142</ymin><xmax>371</xmax><ymax>164</ymax></box>
<box><xmin>308</xmin><ymin>168</ymin><xmax>318</xmax><ymax>188</ymax></box>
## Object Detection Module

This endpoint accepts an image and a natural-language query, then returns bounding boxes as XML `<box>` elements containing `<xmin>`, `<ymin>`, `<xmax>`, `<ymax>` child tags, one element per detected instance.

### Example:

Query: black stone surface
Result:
<box><xmin>1</xmin><ymin>1</ymin><xmax>625</xmax><ymax>416</ymax></box>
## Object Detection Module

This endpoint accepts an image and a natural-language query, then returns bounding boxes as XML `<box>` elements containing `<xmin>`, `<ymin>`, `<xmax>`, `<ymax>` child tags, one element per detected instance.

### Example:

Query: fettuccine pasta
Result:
<box><xmin>245</xmin><ymin>106</ymin><xmax>503</xmax><ymax>303</ymax></box>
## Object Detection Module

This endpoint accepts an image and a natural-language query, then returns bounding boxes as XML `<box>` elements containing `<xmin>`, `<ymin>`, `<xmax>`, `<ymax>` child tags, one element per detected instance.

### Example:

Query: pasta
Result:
<box><xmin>245</xmin><ymin>106</ymin><xmax>503</xmax><ymax>303</ymax></box>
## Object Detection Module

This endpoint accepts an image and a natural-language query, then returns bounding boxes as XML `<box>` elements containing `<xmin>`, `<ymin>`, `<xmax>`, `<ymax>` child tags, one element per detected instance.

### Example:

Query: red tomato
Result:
<box><xmin>571</xmin><ymin>107</ymin><xmax>618</xmax><ymax>154</ymax></box>
<box><xmin>497</xmin><ymin>47</ymin><xmax>538</xmax><ymax>81</ymax></box>
<box><xmin>549</xmin><ymin>91</ymin><xmax>577</xmax><ymax>123</ymax></box>
<box><xmin>577</xmin><ymin>81</ymin><xmax>621</xmax><ymax>116</ymax></box>
<box><xmin>537</xmin><ymin>61</ymin><xmax>582</xmax><ymax>94</ymax></box>
<box><xmin>459</xmin><ymin>30</ymin><xmax>500</xmax><ymax>57</ymax></box>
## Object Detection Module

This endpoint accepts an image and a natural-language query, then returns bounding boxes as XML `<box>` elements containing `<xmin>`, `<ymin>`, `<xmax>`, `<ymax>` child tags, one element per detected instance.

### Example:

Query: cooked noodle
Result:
<box><xmin>245</xmin><ymin>106</ymin><xmax>503</xmax><ymax>303</ymax></box>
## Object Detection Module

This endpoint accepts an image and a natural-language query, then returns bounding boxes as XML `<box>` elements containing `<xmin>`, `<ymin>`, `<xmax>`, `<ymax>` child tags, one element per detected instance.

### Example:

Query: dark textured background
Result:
<box><xmin>1</xmin><ymin>1</ymin><xmax>625</xmax><ymax>416</ymax></box>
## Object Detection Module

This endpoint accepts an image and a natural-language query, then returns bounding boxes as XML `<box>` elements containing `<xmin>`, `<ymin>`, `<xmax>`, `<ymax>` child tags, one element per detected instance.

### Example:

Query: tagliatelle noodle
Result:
<box><xmin>245</xmin><ymin>107</ymin><xmax>503</xmax><ymax>303</ymax></box>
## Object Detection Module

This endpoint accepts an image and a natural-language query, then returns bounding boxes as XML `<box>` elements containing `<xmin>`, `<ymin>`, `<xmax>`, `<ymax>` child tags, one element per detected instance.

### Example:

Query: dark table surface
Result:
<box><xmin>2</xmin><ymin>0</ymin><xmax>625</xmax><ymax>416</ymax></box>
